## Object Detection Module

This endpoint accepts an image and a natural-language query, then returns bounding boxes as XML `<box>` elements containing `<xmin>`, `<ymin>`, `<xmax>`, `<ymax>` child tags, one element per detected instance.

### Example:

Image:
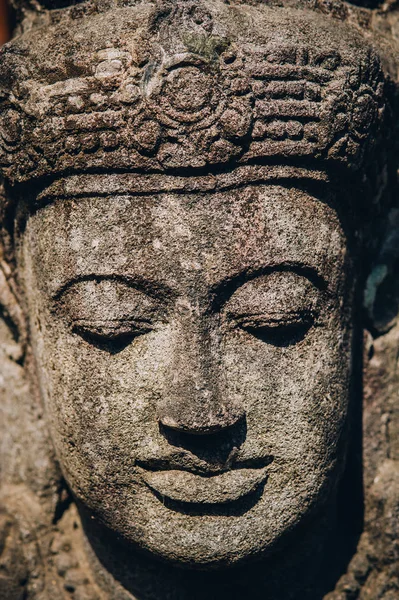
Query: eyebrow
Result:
<box><xmin>52</xmin><ymin>273</ymin><xmax>177</xmax><ymax>304</ymax></box>
<box><xmin>53</xmin><ymin>263</ymin><xmax>328</xmax><ymax>308</ymax></box>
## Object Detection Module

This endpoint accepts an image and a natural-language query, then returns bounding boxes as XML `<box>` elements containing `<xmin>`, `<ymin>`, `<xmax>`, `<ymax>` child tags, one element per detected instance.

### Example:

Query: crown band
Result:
<box><xmin>33</xmin><ymin>167</ymin><xmax>329</xmax><ymax>204</ymax></box>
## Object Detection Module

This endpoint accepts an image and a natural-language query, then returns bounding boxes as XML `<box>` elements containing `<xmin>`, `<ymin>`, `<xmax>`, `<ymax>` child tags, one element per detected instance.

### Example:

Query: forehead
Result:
<box><xmin>22</xmin><ymin>184</ymin><xmax>346</xmax><ymax>295</ymax></box>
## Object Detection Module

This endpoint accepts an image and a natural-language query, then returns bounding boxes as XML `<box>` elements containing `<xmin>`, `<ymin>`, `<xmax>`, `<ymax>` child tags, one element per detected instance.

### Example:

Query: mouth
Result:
<box><xmin>142</xmin><ymin>467</ymin><xmax>269</xmax><ymax>505</ymax></box>
<box><xmin>137</xmin><ymin>456</ymin><xmax>273</xmax><ymax>505</ymax></box>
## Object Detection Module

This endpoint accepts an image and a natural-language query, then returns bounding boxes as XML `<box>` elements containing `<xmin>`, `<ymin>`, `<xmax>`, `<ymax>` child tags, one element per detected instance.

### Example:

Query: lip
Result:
<box><xmin>136</xmin><ymin>453</ymin><xmax>274</xmax><ymax>476</ymax></box>
<box><xmin>141</xmin><ymin>467</ymin><xmax>269</xmax><ymax>505</ymax></box>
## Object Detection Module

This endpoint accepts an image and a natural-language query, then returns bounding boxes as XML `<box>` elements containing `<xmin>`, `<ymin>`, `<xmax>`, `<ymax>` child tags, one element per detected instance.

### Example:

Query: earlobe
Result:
<box><xmin>0</xmin><ymin>259</ymin><xmax>26</xmax><ymax>362</ymax></box>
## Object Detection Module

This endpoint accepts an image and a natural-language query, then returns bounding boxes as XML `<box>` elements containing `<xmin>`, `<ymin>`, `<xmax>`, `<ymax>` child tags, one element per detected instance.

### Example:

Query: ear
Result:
<box><xmin>0</xmin><ymin>259</ymin><xmax>27</xmax><ymax>362</ymax></box>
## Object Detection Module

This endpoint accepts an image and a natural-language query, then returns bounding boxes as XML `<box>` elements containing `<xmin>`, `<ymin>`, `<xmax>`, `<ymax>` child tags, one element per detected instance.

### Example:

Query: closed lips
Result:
<box><xmin>142</xmin><ymin>467</ymin><xmax>269</xmax><ymax>505</ymax></box>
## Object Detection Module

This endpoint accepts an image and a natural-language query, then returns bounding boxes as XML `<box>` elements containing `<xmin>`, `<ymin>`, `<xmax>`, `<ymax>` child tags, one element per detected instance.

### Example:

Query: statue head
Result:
<box><xmin>0</xmin><ymin>0</ymin><xmax>397</xmax><ymax>594</ymax></box>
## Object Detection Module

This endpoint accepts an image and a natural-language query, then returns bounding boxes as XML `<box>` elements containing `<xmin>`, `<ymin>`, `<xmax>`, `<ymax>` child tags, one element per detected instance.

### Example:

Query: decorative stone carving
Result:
<box><xmin>0</xmin><ymin>0</ymin><xmax>398</xmax><ymax>598</ymax></box>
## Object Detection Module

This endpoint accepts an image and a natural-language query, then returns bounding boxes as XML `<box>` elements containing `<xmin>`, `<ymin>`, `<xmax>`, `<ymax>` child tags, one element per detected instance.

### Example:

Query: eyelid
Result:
<box><xmin>72</xmin><ymin>318</ymin><xmax>154</xmax><ymax>337</ymax></box>
<box><xmin>210</xmin><ymin>265</ymin><xmax>327</xmax><ymax>311</ymax></box>
<box><xmin>56</xmin><ymin>277</ymin><xmax>171</xmax><ymax>337</ymax></box>
<box><xmin>226</xmin><ymin>310</ymin><xmax>316</xmax><ymax>347</ymax></box>
<box><xmin>71</xmin><ymin>318</ymin><xmax>155</xmax><ymax>353</ymax></box>
<box><xmin>230</xmin><ymin>310</ymin><xmax>315</xmax><ymax>326</ymax></box>
<box><xmin>226</xmin><ymin>309</ymin><xmax>316</xmax><ymax>328</ymax></box>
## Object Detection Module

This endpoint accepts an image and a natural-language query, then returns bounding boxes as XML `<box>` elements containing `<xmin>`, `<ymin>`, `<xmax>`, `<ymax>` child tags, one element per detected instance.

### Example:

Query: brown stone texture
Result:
<box><xmin>0</xmin><ymin>0</ymin><xmax>398</xmax><ymax>599</ymax></box>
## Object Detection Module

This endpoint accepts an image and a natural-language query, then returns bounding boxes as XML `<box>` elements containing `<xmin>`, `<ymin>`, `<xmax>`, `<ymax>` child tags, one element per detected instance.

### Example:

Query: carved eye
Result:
<box><xmin>223</xmin><ymin>271</ymin><xmax>321</xmax><ymax>347</ymax></box>
<box><xmin>58</xmin><ymin>278</ymin><xmax>165</xmax><ymax>353</ymax></box>
<box><xmin>72</xmin><ymin>319</ymin><xmax>153</xmax><ymax>353</ymax></box>
<box><xmin>231</xmin><ymin>311</ymin><xmax>315</xmax><ymax>347</ymax></box>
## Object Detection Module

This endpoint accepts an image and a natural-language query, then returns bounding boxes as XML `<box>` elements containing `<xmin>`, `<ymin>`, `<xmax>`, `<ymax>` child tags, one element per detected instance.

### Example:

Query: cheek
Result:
<box><xmin>31</xmin><ymin>311</ymin><xmax>173</xmax><ymax>474</ymax></box>
<box><xmin>222</xmin><ymin>319</ymin><xmax>351</xmax><ymax>460</ymax></box>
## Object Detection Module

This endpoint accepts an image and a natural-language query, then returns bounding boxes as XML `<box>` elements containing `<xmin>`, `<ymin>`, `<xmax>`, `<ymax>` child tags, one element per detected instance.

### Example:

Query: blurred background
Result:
<box><xmin>0</xmin><ymin>0</ymin><xmax>10</xmax><ymax>44</ymax></box>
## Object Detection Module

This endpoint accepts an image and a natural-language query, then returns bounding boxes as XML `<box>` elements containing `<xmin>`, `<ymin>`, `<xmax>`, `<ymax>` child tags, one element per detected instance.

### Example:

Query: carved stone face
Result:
<box><xmin>17</xmin><ymin>181</ymin><xmax>354</xmax><ymax>566</ymax></box>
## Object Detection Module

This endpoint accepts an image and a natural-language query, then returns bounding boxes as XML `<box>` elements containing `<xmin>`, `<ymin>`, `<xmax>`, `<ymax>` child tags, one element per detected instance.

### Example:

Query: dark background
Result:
<box><xmin>0</xmin><ymin>0</ymin><xmax>10</xmax><ymax>44</ymax></box>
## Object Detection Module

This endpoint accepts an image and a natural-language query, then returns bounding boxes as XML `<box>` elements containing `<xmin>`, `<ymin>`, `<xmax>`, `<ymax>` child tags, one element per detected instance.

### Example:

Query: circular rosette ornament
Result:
<box><xmin>146</xmin><ymin>57</ymin><xmax>224</xmax><ymax>131</ymax></box>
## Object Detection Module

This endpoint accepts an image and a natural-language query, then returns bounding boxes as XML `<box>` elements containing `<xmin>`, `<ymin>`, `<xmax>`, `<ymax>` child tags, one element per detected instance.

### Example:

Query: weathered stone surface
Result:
<box><xmin>0</xmin><ymin>0</ymin><xmax>398</xmax><ymax>598</ymax></box>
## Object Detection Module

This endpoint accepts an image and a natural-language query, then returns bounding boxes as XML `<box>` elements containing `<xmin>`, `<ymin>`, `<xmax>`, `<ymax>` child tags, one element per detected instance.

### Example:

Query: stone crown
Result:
<box><xmin>0</xmin><ymin>0</ymin><xmax>389</xmax><ymax>187</ymax></box>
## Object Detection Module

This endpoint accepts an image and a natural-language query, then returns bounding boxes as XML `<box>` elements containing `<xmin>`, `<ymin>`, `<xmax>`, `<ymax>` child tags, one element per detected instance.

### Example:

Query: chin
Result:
<box><xmin>75</xmin><ymin>464</ymin><xmax>336</xmax><ymax>570</ymax></box>
<box><xmin>95</xmin><ymin>501</ymin><xmax>306</xmax><ymax>570</ymax></box>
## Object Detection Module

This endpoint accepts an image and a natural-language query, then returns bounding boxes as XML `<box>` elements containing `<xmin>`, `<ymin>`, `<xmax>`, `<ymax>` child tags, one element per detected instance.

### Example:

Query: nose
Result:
<box><xmin>157</xmin><ymin>313</ymin><xmax>245</xmax><ymax>435</ymax></box>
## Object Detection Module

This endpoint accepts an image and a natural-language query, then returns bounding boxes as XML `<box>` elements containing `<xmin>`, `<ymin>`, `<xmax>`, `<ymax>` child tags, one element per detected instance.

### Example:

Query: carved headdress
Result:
<box><xmin>0</xmin><ymin>0</ymin><xmax>393</xmax><ymax>199</ymax></box>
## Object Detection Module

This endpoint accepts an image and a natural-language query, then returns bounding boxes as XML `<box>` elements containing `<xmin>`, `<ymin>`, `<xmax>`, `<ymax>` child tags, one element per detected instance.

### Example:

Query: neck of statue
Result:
<box><xmin>76</xmin><ymin>497</ymin><xmax>345</xmax><ymax>600</ymax></box>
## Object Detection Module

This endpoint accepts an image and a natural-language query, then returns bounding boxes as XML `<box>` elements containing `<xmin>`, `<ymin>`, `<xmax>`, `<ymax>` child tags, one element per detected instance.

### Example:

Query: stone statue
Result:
<box><xmin>0</xmin><ymin>0</ymin><xmax>398</xmax><ymax>598</ymax></box>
